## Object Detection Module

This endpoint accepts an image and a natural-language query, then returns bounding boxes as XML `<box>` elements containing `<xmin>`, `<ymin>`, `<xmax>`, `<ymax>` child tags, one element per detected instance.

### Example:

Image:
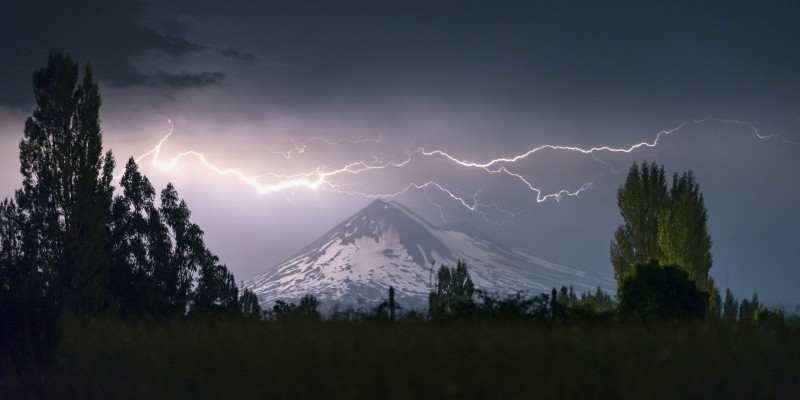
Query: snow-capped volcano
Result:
<box><xmin>245</xmin><ymin>199</ymin><xmax>611</xmax><ymax>309</ymax></box>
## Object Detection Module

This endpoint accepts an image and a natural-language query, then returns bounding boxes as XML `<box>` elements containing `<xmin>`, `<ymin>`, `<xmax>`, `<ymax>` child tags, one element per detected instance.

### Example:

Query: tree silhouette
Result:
<box><xmin>192</xmin><ymin>252</ymin><xmax>239</xmax><ymax>315</ymax></box>
<box><xmin>722</xmin><ymin>288</ymin><xmax>739</xmax><ymax>323</ymax></box>
<box><xmin>610</xmin><ymin>162</ymin><xmax>667</xmax><ymax>282</ymax></box>
<box><xmin>618</xmin><ymin>261</ymin><xmax>708</xmax><ymax>320</ymax></box>
<box><xmin>238</xmin><ymin>286</ymin><xmax>262</xmax><ymax>319</ymax></box>
<box><xmin>269</xmin><ymin>294</ymin><xmax>320</xmax><ymax>321</ymax></box>
<box><xmin>610</xmin><ymin>162</ymin><xmax>717</xmax><ymax>314</ymax></box>
<box><xmin>109</xmin><ymin>158</ymin><xmax>158</xmax><ymax>315</ymax></box>
<box><xmin>0</xmin><ymin>53</ymin><xmax>256</xmax><ymax>327</ymax></box>
<box><xmin>14</xmin><ymin>52</ymin><xmax>116</xmax><ymax>316</ymax></box>
<box><xmin>428</xmin><ymin>260</ymin><xmax>475</xmax><ymax>319</ymax></box>
<box><xmin>109</xmin><ymin>159</ymin><xmax>245</xmax><ymax>317</ymax></box>
<box><xmin>658</xmin><ymin>171</ymin><xmax>713</xmax><ymax>291</ymax></box>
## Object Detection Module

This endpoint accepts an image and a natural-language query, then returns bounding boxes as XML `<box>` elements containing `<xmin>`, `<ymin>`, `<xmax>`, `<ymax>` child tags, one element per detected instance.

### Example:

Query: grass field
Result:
<box><xmin>3</xmin><ymin>318</ymin><xmax>799</xmax><ymax>399</ymax></box>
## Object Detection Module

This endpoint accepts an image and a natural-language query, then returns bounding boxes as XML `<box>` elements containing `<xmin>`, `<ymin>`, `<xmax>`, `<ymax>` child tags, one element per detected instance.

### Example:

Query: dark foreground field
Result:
<box><xmin>3</xmin><ymin>319</ymin><xmax>799</xmax><ymax>399</ymax></box>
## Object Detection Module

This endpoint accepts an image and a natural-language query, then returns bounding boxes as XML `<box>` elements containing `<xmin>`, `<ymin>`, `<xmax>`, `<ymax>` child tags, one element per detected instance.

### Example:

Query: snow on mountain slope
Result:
<box><xmin>245</xmin><ymin>199</ymin><xmax>612</xmax><ymax>309</ymax></box>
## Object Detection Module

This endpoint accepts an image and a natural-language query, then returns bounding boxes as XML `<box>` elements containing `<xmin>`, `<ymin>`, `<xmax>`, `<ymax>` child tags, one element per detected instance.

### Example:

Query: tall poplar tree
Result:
<box><xmin>658</xmin><ymin>171</ymin><xmax>712</xmax><ymax>290</ymax></box>
<box><xmin>610</xmin><ymin>162</ymin><xmax>667</xmax><ymax>282</ymax></box>
<box><xmin>15</xmin><ymin>52</ymin><xmax>115</xmax><ymax>316</ymax></box>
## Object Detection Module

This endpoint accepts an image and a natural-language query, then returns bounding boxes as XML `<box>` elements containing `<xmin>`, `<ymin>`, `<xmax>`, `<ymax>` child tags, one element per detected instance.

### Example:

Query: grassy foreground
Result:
<box><xmin>3</xmin><ymin>318</ymin><xmax>799</xmax><ymax>399</ymax></box>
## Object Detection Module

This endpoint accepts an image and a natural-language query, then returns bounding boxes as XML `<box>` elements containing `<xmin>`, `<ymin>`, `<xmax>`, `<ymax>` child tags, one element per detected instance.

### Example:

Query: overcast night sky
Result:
<box><xmin>1</xmin><ymin>1</ymin><xmax>798</xmax><ymax>305</ymax></box>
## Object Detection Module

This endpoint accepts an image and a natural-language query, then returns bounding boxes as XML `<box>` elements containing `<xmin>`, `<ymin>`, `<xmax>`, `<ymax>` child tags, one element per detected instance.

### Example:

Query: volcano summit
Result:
<box><xmin>245</xmin><ymin>199</ymin><xmax>611</xmax><ymax>309</ymax></box>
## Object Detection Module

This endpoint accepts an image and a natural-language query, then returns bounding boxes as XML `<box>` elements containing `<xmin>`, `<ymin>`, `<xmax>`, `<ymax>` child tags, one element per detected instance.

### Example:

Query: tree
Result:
<box><xmin>12</xmin><ymin>52</ymin><xmax>115</xmax><ymax>316</ymax></box>
<box><xmin>108</xmin><ymin>158</ymin><xmax>159</xmax><ymax>315</ymax></box>
<box><xmin>610</xmin><ymin>162</ymin><xmax>717</xmax><ymax>316</ymax></box>
<box><xmin>738</xmin><ymin>293</ymin><xmax>762</xmax><ymax>324</ymax></box>
<box><xmin>109</xmin><ymin>158</ymin><xmax>245</xmax><ymax>318</ymax></box>
<box><xmin>389</xmin><ymin>286</ymin><xmax>396</xmax><ymax>321</ymax></box>
<box><xmin>238</xmin><ymin>286</ymin><xmax>262</xmax><ymax>319</ymax></box>
<box><xmin>428</xmin><ymin>260</ymin><xmax>475</xmax><ymax>319</ymax></box>
<box><xmin>159</xmin><ymin>183</ymin><xmax>206</xmax><ymax>314</ymax></box>
<box><xmin>192</xmin><ymin>253</ymin><xmax>239</xmax><ymax>315</ymax></box>
<box><xmin>722</xmin><ymin>288</ymin><xmax>739</xmax><ymax>323</ymax></box>
<box><xmin>0</xmin><ymin>199</ymin><xmax>23</xmax><ymax>286</ymax></box>
<box><xmin>618</xmin><ymin>261</ymin><xmax>708</xmax><ymax>320</ymax></box>
<box><xmin>610</xmin><ymin>162</ymin><xmax>667</xmax><ymax>282</ymax></box>
<box><xmin>658</xmin><ymin>171</ymin><xmax>712</xmax><ymax>291</ymax></box>
<box><xmin>0</xmin><ymin>198</ymin><xmax>58</xmax><ymax>356</ymax></box>
<box><xmin>579</xmin><ymin>286</ymin><xmax>615</xmax><ymax>312</ymax></box>
<box><xmin>297</xmin><ymin>294</ymin><xmax>321</xmax><ymax>321</ymax></box>
<box><xmin>270</xmin><ymin>300</ymin><xmax>296</xmax><ymax>321</ymax></box>
<box><xmin>2</xmin><ymin>53</ymin><xmax>248</xmax><ymax>329</ymax></box>
<box><xmin>269</xmin><ymin>294</ymin><xmax>320</xmax><ymax>321</ymax></box>
<box><xmin>754</xmin><ymin>307</ymin><xmax>785</xmax><ymax>328</ymax></box>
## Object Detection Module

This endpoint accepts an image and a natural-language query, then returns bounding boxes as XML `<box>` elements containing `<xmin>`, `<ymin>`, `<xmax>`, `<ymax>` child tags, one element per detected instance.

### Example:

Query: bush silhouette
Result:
<box><xmin>619</xmin><ymin>261</ymin><xmax>708</xmax><ymax>320</ymax></box>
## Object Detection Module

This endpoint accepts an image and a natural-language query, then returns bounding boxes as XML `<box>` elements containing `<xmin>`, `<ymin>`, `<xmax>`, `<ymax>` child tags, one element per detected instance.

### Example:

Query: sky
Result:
<box><xmin>1</xmin><ymin>0</ymin><xmax>798</xmax><ymax>306</ymax></box>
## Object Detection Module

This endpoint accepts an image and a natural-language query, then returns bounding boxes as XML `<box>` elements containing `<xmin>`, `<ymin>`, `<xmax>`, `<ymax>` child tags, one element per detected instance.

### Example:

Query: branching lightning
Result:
<box><xmin>265</xmin><ymin>135</ymin><xmax>382</xmax><ymax>159</ymax></box>
<box><xmin>124</xmin><ymin>116</ymin><xmax>789</xmax><ymax>223</ymax></box>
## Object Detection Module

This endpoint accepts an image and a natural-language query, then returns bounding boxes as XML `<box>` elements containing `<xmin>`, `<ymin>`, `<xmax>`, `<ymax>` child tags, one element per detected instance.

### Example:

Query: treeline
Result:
<box><xmin>0</xmin><ymin>53</ymin><xmax>259</xmax><ymax>358</ymax></box>
<box><xmin>267</xmin><ymin>260</ymin><xmax>787</xmax><ymax>327</ymax></box>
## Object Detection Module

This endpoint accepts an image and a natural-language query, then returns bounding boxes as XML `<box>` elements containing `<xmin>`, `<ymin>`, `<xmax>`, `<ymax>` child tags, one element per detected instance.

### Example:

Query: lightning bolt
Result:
<box><xmin>125</xmin><ymin>116</ymin><xmax>789</xmax><ymax>223</ymax></box>
<box><xmin>265</xmin><ymin>135</ymin><xmax>381</xmax><ymax>159</ymax></box>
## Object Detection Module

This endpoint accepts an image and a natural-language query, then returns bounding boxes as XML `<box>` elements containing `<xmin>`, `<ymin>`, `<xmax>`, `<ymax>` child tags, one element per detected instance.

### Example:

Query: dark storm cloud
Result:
<box><xmin>219</xmin><ymin>48</ymin><xmax>258</xmax><ymax>61</ymax></box>
<box><xmin>188</xmin><ymin>0</ymin><xmax>800</xmax><ymax>132</ymax></box>
<box><xmin>0</xmin><ymin>0</ymin><xmax>240</xmax><ymax>106</ymax></box>
<box><xmin>152</xmin><ymin>71</ymin><xmax>225</xmax><ymax>88</ymax></box>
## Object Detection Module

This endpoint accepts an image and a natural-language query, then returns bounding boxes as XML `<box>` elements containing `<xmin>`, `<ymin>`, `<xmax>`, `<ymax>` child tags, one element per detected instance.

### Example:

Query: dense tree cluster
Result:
<box><xmin>428</xmin><ymin>261</ymin><xmax>476</xmax><ymax>320</ymax></box>
<box><xmin>611</xmin><ymin>162</ymin><xmax>718</xmax><ymax>313</ymax></box>
<box><xmin>611</xmin><ymin>162</ymin><xmax>713</xmax><ymax>288</ymax></box>
<box><xmin>268</xmin><ymin>294</ymin><xmax>321</xmax><ymax>321</ymax></box>
<box><xmin>424</xmin><ymin>261</ymin><xmax>617</xmax><ymax>322</ymax></box>
<box><xmin>0</xmin><ymin>53</ymin><xmax>259</xmax><ymax>353</ymax></box>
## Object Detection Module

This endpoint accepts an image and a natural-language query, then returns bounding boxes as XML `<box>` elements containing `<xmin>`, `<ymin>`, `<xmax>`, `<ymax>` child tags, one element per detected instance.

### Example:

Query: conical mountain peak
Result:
<box><xmin>245</xmin><ymin>200</ymin><xmax>611</xmax><ymax>309</ymax></box>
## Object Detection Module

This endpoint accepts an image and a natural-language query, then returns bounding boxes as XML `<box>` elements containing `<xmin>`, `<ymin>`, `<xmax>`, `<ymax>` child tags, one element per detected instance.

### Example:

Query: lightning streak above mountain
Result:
<box><xmin>127</xmin><ymin>117</ymin><xmax>789</xmax><ymax>221</ymax></box>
